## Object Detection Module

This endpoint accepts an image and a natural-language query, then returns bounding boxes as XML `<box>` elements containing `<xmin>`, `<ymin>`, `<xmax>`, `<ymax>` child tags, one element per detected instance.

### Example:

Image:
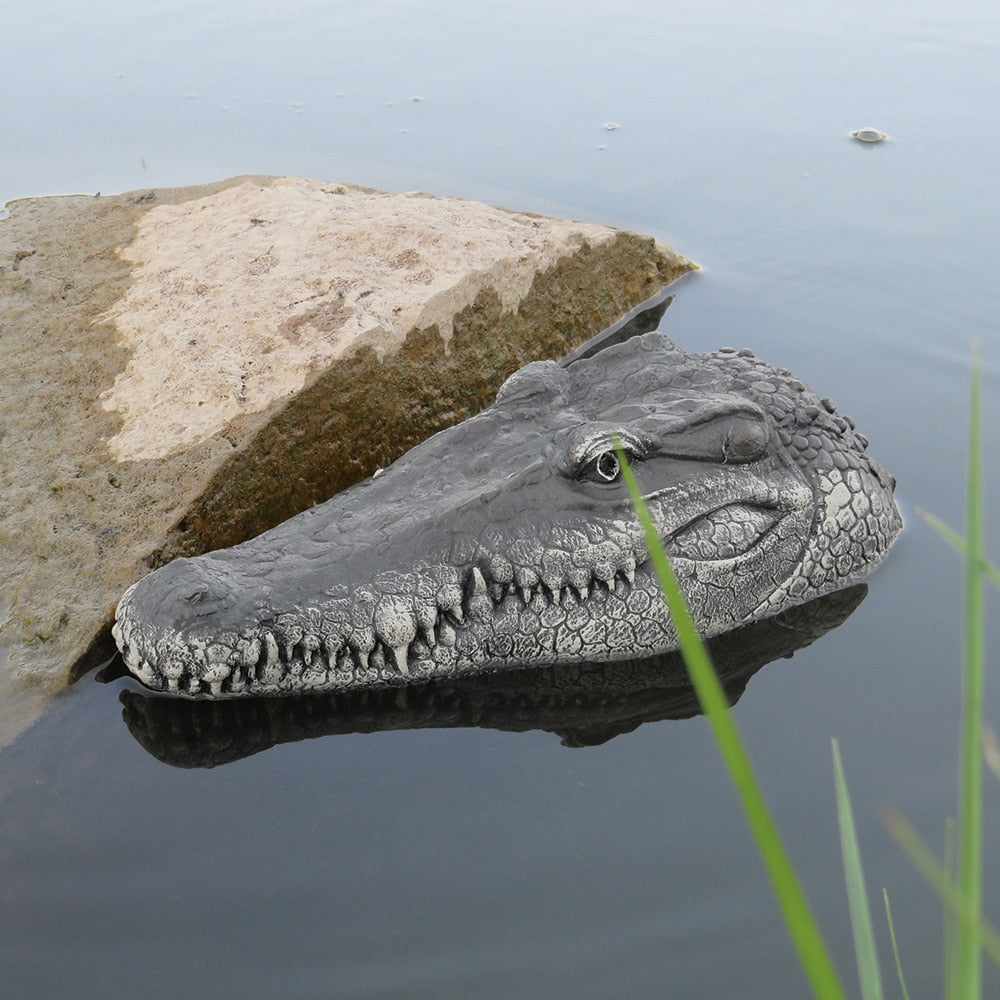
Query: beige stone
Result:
<box><xmin>0</xmin><ymin>175</ymin><xmax>695</xmax><ymax>746</ymax></box>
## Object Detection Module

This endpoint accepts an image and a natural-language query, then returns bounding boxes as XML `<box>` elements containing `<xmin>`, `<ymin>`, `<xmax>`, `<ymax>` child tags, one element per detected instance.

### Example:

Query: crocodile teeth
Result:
<box><xmin>134</xmin><ymin>660</ymin><xmax>158</xmax><ymax>686</ymax></box>
<box><xmin>513</xmin><ymin>565</ymin><xmax>540</xmax><ymax>593</ymax></box>
<box><xmin>373</xmin><ymin>596</ymin><xmax>419</xmax><ymax>661</ymax></box>
<box><xmin>465</xmin><ymin>566</ymin><xmax>495</xmax><ymax>620</ymax></box>
<box><xmin>323</xmin><ymin>634</ymin><xmax>343</xmax><ymax>670</ymax></box>
<box><xmin>392</xmin><ymin>645</ymin><xmax>411</xmax><ymax>675</ymax></box>
<box><xmin>260</xmin><ymin>630</ymin><xmax>280</xmax><ymax>680</ymax></box>
<box><xmin>487</xmin><ymin>553</ymin><xmax>514</xmax><ymax>584</ymax></box>
<box><xmin>195</xmin><ymin>542</ymin><xmax>644</xmax><ymax>692</ymax></box>
<box><xmin>351</xmin><ymin>627</ymin><xmax>376</xmax><ymax>671</ymax></box>
<box><xmin>436</xmin><ymin>581</ymin><xmax>465</xmax><ymax>622</ymax></box>
<box><xmin>415</xmin><ymin>604</ymin><xmax>438</xmax><ymax>646</ymax></box>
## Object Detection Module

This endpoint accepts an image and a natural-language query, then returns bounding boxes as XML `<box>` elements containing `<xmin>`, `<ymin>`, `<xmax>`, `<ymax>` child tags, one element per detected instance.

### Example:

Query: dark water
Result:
<box><xmin>4</xmin><ymin>1</ymin><xmax>1000</xmax><ymax>997</ymax></box>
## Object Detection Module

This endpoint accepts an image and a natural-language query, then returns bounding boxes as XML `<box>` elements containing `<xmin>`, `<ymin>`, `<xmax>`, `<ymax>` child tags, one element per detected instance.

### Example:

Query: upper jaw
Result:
<box><xmin>113</xmin><ymin>539</ymin><xmax>647</xmax><ymax>698</ymax></box>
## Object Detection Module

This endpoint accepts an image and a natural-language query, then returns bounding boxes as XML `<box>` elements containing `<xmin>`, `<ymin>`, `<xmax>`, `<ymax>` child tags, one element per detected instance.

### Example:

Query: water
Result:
<box><xmin>3</xmin><ymin>1</ymin><xmax>1000</xmax><ymax>997</ymax></box>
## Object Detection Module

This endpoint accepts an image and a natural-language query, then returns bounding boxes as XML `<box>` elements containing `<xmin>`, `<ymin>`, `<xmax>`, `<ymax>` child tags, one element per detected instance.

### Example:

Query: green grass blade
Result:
<box><xmin>943</xmin><ymin>816</ymin><xmax>957</xmax><ymax>998</ymax></box>
<box><xmin>883</xmin><ymin>809</ymin><xmax>1000</xmax><ymax>971</ymax></box>
<box><xmin>882</xmin><ymin>888</ymin><xmax>912</xmax><ymax>1000</ymax></box>
<box><xmin>832</xmin><ymin>739</ymin><xmax>884</xmax><ymax>1000</ymax></box>
<box><xmin>617</xmin><ymin>443</ymin><xmax>847</xmax><ymax>1000</ymax></box>
<box><xmin>955</xmin><ymin>347</ymin><xmax>985</xmax><ymax>999</ymax></box>
<box><xmin>984</xmin><ymin>728</ymin><xmax>1000</xmax><ymax>784</ymax></box>
<box><xmin>919</xmin><ymin>512</ymin><xmax>1000</xmax><ymax>590</ymax></box>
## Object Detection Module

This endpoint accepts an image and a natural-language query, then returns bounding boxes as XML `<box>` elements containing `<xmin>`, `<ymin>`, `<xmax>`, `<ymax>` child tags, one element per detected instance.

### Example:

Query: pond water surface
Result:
<box><xmin>3</xmin><ymin>2</ymin><xmax>1000</xmax><ymax>998</ymax></box>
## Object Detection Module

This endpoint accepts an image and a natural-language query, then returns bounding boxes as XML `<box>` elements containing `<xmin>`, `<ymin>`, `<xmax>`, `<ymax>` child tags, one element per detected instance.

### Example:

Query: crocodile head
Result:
<box><xmin>113</xmin><ymin>301</ymin><xmax>901</xmax><ymax>697</ymax></box>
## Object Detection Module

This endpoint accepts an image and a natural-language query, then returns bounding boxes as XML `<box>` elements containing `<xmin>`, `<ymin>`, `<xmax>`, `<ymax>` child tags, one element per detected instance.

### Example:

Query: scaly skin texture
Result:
<box><xmin>113</xmin><ymin>313</ymin><xmax>901</xmax><ymax>698</ymax></box>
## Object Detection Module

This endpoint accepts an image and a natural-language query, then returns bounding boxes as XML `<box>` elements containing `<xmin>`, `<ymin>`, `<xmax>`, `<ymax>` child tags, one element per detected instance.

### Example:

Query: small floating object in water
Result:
<box><xmin>851</xmin><ymin>126</ymin><xmax>888</xmax><ymax>143</ymax></box>
<box><xmin>603</xmin><ymin>122</ymin><xmax>621</xmax><ymax>131</ymax></box>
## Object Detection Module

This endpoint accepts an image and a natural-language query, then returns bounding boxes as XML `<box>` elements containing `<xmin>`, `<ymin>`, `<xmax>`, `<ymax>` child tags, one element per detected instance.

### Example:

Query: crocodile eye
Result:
<box><xmin>581</xmin><ymin>450</ymin><xmax>623</xmax><ymax>483</ymax></box>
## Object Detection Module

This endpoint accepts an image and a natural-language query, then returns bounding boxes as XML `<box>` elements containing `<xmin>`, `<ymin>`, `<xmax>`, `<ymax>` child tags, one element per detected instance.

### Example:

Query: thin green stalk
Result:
<box><xmin>882</xmin><ymin>888</ymin><xmax>912</xmax><ymax>1000</ymax></box>
<box><xmin>617</xmin><ymin>442</ymin><xmax>847</xmax><ymax>1000</ymax></box>
<box><xmin>984</xmin><ymin>728</ymin><xmax>1000</xmax><ymax>784</ymax></box>
<box><xmin>954</xmin><ymin>347</ymin><xmax>985</xmax><ymax>999</ymax></box>
<box><xmin>832</xmin><ymin>739</ymin><xmax>883</xmax><ymax>1000</ymax></box>
<box><xmin>919</xmin><ymin>512</ymin><xmax>1000</xmax><ymax>590</ymax></box>
<box><xmin>943</xmin><ymin>816</ymin><xmax>957</xmax><ymax>997</ymax></box>
<box><xmin>883</xmin><ymin>808</ymin><xmax>1000</xmax><ymax>971</ymax></box>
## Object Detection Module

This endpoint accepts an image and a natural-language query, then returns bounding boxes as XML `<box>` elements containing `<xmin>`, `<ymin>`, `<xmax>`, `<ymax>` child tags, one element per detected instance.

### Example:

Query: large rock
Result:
<box><xmin>0</xmin><ymin>175</ymin><xmax>694</xmax><ymax>745</ymax></box>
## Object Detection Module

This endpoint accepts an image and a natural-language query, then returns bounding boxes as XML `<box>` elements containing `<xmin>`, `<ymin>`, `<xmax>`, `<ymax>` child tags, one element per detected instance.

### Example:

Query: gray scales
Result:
<box><xmin>113</xmin><ymin>290</ymin><xmax>902</xmax><ymax>697</ymax></box>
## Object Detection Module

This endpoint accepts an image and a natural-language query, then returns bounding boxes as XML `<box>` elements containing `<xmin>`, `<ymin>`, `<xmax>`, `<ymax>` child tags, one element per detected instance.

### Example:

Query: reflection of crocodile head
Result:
<box><xmin>113</xmin><ymin>290</ymin><xmax>901</xmax><ymax>699</ymax></box>
<box><xmin>119</xmin><ymin>585</ymin><xmax>868</xmax><ymax>767</ymax></box>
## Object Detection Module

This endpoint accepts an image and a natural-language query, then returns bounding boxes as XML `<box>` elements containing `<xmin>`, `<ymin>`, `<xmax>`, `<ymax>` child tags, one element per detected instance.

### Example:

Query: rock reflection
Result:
<box><xmin>118</xmin><ymin>585</ymin><xmax>867</xmax><ymax>768</ymax></box>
